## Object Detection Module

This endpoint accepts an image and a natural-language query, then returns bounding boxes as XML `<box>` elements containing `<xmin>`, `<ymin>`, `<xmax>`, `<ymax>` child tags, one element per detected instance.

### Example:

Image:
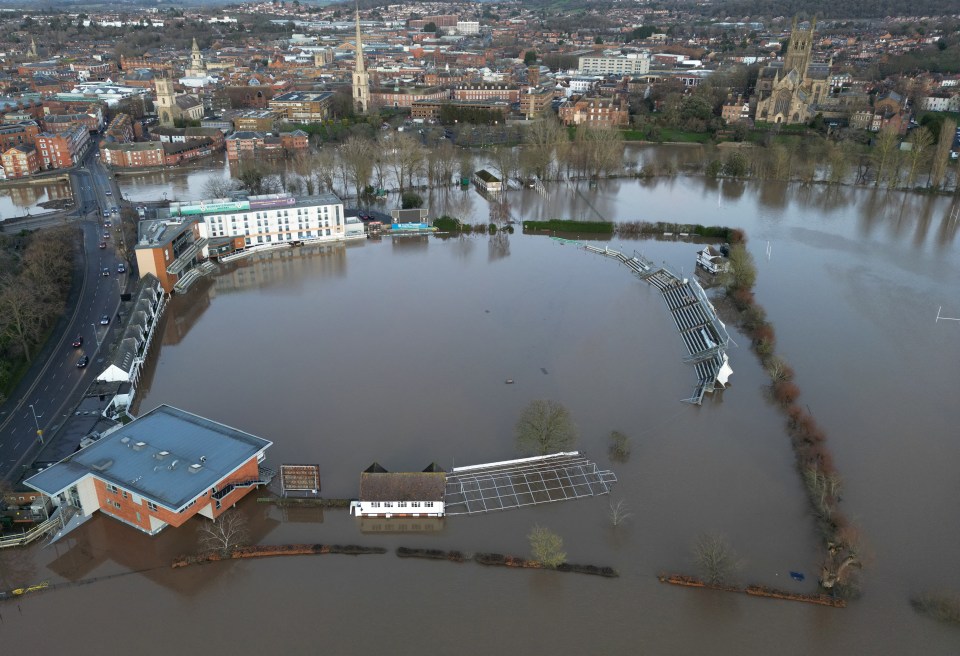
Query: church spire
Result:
<box><xmin>352</xmin><ymin>1</ymin><xmax>370</xmax><ymax>114</ymax></box>
<box><xmin>354</xmin><ymin>4</ymin><xmax>366</xmax><ymax>75</ymax></box>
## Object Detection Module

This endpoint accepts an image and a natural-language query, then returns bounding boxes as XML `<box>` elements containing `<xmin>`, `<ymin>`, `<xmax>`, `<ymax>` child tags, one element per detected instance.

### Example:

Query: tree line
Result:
<box><xmin>205</xmin><ymin>116</ymin><xmax>626</xmax><ymax>205</ymax></box>
<box><xmin>0</xmin><ymin>227</ymin><xmax>75</xmax><ymax>403</ymax></box>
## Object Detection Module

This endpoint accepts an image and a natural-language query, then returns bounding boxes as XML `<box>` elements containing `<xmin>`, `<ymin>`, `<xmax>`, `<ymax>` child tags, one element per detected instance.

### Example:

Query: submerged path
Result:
<box><xmin>554</xmin><ymin>239</ymin><xmax>733</xmax><ymax>404</ymax></box>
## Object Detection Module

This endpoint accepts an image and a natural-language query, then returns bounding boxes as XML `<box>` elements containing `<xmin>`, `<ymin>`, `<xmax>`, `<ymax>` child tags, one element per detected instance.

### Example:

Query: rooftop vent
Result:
<box><xmin>133</xmin><ymin>441</ymin><xmax>147</xmax><ymax>451</ymax></box>
<box><xmin>189</xmin><ymin>464</ymin><xmax>202</xmax><ymax>474</ymax></box>
<box><xmin>120</xmin><ymin>437</ymin><xmax>131</xmax><ymax>444</ymax></box>
<box><xmin>155</xmin><ymin>451</ymin><xmax>170</xmax><ymax>460</ymax></box>
<box><xmin>91</xmin><ymin>458</ymin><xmax>114</xmax><ymax>472</ymax></box>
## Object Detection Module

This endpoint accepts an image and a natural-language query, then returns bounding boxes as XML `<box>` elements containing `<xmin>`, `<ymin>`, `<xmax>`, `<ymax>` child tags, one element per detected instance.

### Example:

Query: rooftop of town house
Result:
<box><xmin>270</xmin><ymin>90</ymin><xmax>333</xmax><ymax>102</ymax></box>
<box><xmin>359</xmin><ymin>471</ymin><xmax>446</xmax><ymax>502</ymax></box>
<box><xmin>25</xmin><ymin>404</ymin><xmax>272</xmax><ymax>511</ymax></box>
<box><xmin>135</xmin><ymin>214</ymin><xmax>198</xmax><ymax>250</ymax></box>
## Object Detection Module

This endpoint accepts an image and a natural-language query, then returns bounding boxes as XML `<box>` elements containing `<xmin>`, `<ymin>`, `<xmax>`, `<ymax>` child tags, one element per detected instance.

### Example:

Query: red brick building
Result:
<box><xmin>1</xmin><ymin>145</ymin><xmax>40</xmax><ymax>179</ymax></box>
<box><xmin>35</xmin><ymin>124</ymin><xmax>90</xmax><ymax>169</ymax></box>
<box><xmin>25</xmin><ymin>405</ymin><xmax>273</xmax><ymax>536</ymax></box>
<box><xmin>559</xmin><ymin>97</ymin><xmax>630</xmax><ymax>127</ymax></box>
<box><xmin>0</xmin><ymin>121</ymin><xmax>41</xmax><ymax>151</ymax></box>
<box><xmin>453</xmin><ymin>84</ymin><xmax>520</xmax><ymax>103</ymax></box>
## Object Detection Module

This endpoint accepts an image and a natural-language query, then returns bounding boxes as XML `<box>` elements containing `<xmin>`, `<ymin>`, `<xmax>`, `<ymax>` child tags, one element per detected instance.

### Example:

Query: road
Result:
<box><xmin>0</xmin><ymin>146</ymin><xmax>126</xmax><ymax>482</ymax></box>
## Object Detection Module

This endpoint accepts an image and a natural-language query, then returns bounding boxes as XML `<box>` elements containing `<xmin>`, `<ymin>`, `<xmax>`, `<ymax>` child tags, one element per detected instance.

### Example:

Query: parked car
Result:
<box><xmin>103</xmin><ymin>211</ymin><xmax>110</xmax><ymax>217</ymax></box>
<box><xmin>100</xmin><ymin>314</ymin><xmax>110</xmax><ymax>325</ymax></box>
<box><xmin>101</xmin><ymin>268</ymin><xmax>110</xmax><ymax>277</ymax></box>
<box><xmin>117</xmin><ymin>263</ymin><xmax>126</xmax><ymax>273</ymax></box>
<box><xmin>71</xmin><ymin>335</ymin><xmax>83</xmax><ymax>348</ymax></box>
<box><xmin>77</xmin><ymin>355</ymin><xmax>89</xmax><ymax>368</ymax></box>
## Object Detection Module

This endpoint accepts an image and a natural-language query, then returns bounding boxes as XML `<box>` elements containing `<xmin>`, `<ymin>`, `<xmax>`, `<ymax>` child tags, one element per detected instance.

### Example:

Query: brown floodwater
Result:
<box><xmin>3</xmin><ymin>173</ymin><xmax>959</xmax><ymax>654</ymax></box>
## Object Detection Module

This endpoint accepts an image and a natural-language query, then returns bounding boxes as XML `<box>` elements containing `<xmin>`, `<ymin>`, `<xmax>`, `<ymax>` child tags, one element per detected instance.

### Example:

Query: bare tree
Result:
<box><xmin>930</xmin><ymin>118</ymin><xmax>957</xmax><ymax>190</ymax></box>
<box><xmin>0</xmin><ymin>277</ymin><xmax>47</xmax><ymax>362</ymax></box>
<box><xmin>198</xmin><ymin>509</ymin><xmax>250</xmax><ymax>556</ymax></box>
<box><xmin>905</xmin><ymin>127</ymin><xmax>933</xmax><ymax>188</ymax></box>
<box><xmin>608</xmin><ymin>498</ymin><xmax>631</xmax><ymax>527</ymax></box>
<box><xmin>388</xmin><ymin>132</ymin><xmax>425</xmax><ymax>193</ymax></box>
<box><xmin>872</xmin><ymin>125</ymin><xmax>900</xmax><ymax>187</ymax></box>
<box><xmin>522</xmin><ymin>115</ymin><xmax>566</xmax><ymax>180</ymax></box>
<box><xmin>528</xmin><ymin>524</ymin><xmax>566</xmax><ymax>567</ymax></box>
<box><xmin>515</xmin><ymin>399</ymin><xmax>578</xmax><ymax>456</ymax></box>
<box><xmin>202</xmin><ymin>175</ymin><xmax>240</xmax><ymax>199</ymax></box>
<box><xmin>693</xmin><ymin>533</ymin><xmax>738</xmax><ymax>585</ymax></box>
<box><xmin>338</xmin><ymin>136</ymin><xmax>375</xmax><ymax>203</ymax></box>
<box><xmin>312</xmin><ymin>149</ymin><xmax>338</xmax><ymax>195</ymax></box>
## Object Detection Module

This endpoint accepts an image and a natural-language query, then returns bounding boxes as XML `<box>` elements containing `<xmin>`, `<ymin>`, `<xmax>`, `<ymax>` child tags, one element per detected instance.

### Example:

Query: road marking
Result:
<box><xmin>13</xmin><ymin>441</ymin><xmax>21</xmax><ymax>450</ymax></box>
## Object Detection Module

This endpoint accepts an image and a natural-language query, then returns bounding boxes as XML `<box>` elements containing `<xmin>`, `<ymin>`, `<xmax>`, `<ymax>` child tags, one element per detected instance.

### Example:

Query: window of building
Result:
<box><xmin>371</xmin><ymin>502</ymin><xmax>380</xmax><ymax>508</ymax></box>
<box><xmin>105</xmin><ymin>483</ymin><xmax>119</xmax><ymax>493</ymax></box>
<box><xmin>384</xmin><ymin>502</ymin><xmax>393</xmax><ymax>507</ymax></box>
<box><xmin>122</xmin><ymin>491</ymin><xmax>128</xmax><ymax>499</ymax></box>
<box><xmin>424</xmin><ymin>502</ymin><xmax>433</xmax><ymax>507</ymax></box>
<box><xmin>325</xmin><ymin>229</ymin><xmax>331</xmax><ymax>236</ymax></box>
<box><xmin>146</xmin><ymin>501</ymin><xmax>158</xmax><ymax>511</ymax></box>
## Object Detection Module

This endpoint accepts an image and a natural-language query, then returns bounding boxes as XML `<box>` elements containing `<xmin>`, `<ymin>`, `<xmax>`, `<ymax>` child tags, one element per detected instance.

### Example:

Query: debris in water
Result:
<box><xmin>505</xmin><ymin>379</ymin><xmax>514</xmax><ymax>384</ymax></box>
<box><xmin>541</xmin><ymin>368</ymin><xmax>549</xmax><ymax>375</ymax></box>
<box><xmin>789</xmin><ymin>571</ymin><xmax>805</xmax><ymax>582</ymax></box>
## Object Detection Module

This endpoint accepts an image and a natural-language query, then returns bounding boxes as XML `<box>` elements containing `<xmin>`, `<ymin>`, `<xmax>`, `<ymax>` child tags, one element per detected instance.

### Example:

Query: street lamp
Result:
<box><xmin>91</xmin><ymin>323</ymin><xmax>102</xmax><ymax>348</ymax></box>
<box><xmin>29</xmin><ymin>403</ymin><xmax>43</xmax><ymax>444</ymax></box>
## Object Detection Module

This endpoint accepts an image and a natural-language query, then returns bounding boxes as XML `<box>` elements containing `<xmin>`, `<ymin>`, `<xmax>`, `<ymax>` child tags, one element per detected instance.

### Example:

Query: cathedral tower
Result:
<box><xmin>783</xmin><ymin>16</ymin><xmax>816</xmax><ymax>79</ymax></box>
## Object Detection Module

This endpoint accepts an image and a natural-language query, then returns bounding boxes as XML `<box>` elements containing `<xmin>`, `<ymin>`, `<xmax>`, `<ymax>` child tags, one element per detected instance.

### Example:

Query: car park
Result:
<box><xmin>100</xmin><ymin>314</ymin><xmax>110</xmax><ymax>325</ymax></box>
<box><xmin>77</xmin><ymin>355</ymin><xmax>89</xmax><ymax>368</ymax></box>
<box><xmin>71</xmin><ymin>335</ymin><xmax>83</xmax><ymax>348</ymax></box>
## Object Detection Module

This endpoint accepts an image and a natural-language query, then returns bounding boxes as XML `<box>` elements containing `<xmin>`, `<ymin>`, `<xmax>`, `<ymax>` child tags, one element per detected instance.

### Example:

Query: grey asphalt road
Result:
<box><xmin>0</xmin><ymin>146</ymin><xmax>125</xmax><ymax>482</ymax></box>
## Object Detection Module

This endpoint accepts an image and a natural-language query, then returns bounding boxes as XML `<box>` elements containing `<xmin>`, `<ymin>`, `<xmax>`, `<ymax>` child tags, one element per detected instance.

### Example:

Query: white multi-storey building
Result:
<box><xmin>578</xmin><ymin>54</ymin><xmax>650</xmax><ymax>76</ymax></box>
<box><xmin>180</xmin><ymin>192</ymin><xmax>362</xmax><ymax>255</ymax></box>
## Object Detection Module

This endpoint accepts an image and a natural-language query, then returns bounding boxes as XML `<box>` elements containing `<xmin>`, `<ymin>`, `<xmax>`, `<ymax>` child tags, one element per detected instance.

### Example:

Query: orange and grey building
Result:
<box><xmin>25</xmin><ymin>405</ymin><xmax>273</xmax><ymax>536</ymax></box>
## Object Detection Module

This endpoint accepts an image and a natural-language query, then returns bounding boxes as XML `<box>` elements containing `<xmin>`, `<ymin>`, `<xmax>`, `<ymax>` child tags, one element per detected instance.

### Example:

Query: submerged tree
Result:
<box><xmin>608</xmin><ymin>430</ymin><xmax>631</xmax><ymax>463</ymax></box>
<box><xmin>529</xmin><ymin>524</ymin><xmax>566</xmax><ymax>567</ymax></box>
<box><xmin>515</xmin><ymin>399</ymin><xmax>578</xmax><ymax>456</ymax></box>
<box><xmin>198</xmin><ymin>509</ymin><xmax>250</xmax><ymax>556</ymax></box>
<box><xmin>608</xmin><ymin>498</ymin><xmax>632</xmax><ymax>527</ymax></box>
<box><xmin>693</xmin><ymin>533</ymin><xmax>738</xmax><ymax>586</ymax></box>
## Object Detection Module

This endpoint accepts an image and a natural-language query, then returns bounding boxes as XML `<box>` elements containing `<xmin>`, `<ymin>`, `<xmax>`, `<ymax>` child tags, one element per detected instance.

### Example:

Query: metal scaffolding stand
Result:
<box><xmin>443</xmin><ymin>452</ymin><xmax>618</xmax><ymax>516</ymax></box>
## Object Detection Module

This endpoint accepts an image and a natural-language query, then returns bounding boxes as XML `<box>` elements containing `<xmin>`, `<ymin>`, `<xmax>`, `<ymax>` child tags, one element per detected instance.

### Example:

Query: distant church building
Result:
<box><xmin>754</xmin><ymin>17</ymin><xmax>830</xmax><ymax>124</ymax></box>
<box><xmin>184</xmin><ymin>38</ymin><xmax>207</xmax><ymax>78</ymax></box>
<box><xmin>155</xmin><ymin>75</ymin><xmax>204</xmax><ymax>128</ymax></box>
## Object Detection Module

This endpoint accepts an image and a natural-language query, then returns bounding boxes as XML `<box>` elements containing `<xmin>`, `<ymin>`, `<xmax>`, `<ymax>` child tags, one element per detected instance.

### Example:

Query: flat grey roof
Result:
<box><xmin>25</xmin><ymin>405</ymin><xmax>272</xmax><ymax>510</ymax></box>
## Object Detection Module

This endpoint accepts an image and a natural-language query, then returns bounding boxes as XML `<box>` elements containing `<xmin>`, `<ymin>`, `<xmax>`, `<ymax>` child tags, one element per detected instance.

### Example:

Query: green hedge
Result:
<box><xmin>524</xmin><ymin>220</ymin><xmax>615</xmax><ymax>234</ymax></box>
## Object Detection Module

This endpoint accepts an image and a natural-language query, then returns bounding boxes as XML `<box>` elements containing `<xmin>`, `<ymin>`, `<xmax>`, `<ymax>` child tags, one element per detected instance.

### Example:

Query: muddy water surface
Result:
<box><xmin>4</xmin><ymin>174</ymin><xmax>960</xmax><ymax>654</ymax></box>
